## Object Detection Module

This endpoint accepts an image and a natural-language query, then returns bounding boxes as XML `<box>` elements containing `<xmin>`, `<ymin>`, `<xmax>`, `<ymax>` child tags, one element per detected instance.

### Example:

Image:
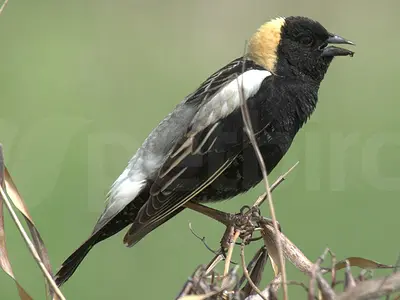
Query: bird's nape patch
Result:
<box><xmin>247</xmin><ymin>17</ymin><xmax>285</xmax><ymax>72</ymax></box>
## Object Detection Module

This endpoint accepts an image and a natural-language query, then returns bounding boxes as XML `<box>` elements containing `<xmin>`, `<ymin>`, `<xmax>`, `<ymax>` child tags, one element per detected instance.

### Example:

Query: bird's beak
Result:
<box><xmin>321</xmin><ymin>34</ymin><xmax>355</xmax><ymax>57</ymax></box>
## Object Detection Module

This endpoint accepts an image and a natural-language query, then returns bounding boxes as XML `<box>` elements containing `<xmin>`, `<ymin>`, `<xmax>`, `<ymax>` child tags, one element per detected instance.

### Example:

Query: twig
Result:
<box><xmin>254</xmin><ymin>161</ymin><xmax>299</xmax><ymax>206</ymax></box>
<box><xmin>206</xmin><ymin>252</ymin><xmax>225</xmax><ymax>275</ymax></box>
<box><xmin>237</xmin><ymin>246</ymin><xmax>268</xmax><ymax>291</ymax></box>
<box><xmin>240</xmin><ymin>243</ymin><xmax>267</xmax><ymax>300</ymax></box>
<box><xmin>245</xmin><ymin>273</ymin><xmax>281</xmax><ymax>300</ymax></box>
<box><xmin>269</xmin><ymin>162</ymin><xmax>299</xmax><ymax>199</ymax></box>
<box><xmin>224</xmin><ymin>230</ymin><xmax>240</xmax><ymax>276</ymax></box>
<box><xmin>0</xmin><ymin>0</ymin><xmax>9</xmax><ymax>15</ymax></box>
<box><xmin>328</xmin><ymin>249</ymin><xmax>337</xmax><ymax>288</ymax></box>
<box><xmin>316</xmin><ymin>273</ymin><xmax>335</xmax><ymax>300</ymax></box>
<box><xmin>189</xmin><ymin>223</ymin><xmax>218</xmax><ymax>255</ymax></box>
<box><xmin>309</xmin><ymin>248</ymin><xmax>329</xmax><ymax>300</ymax></box>
<box><xmin>343</xmin><ymin>260</ymin><xmax>356</xmax><ymax>291</ymax></box>
<box><xmin>238</xmin><ymin>45</ymin><xmax>288</xmax><ymax>300</ymax></box>
<box><xmin>0</xmin><ymin>188</ymin><xmax>66</xmax><ymax>300</ymax></box>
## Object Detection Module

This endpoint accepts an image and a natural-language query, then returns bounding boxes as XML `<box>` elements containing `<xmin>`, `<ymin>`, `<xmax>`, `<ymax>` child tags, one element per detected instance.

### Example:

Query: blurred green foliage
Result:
<box><xmin>0</xmin><ymin>0</ymin><xmax>399</xmax><ymax>299</ymax></box>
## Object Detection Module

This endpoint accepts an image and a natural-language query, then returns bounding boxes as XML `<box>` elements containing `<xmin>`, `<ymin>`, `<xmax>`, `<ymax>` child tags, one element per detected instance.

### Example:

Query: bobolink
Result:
<box><xmin>55</xmin><ymin>16</ymin><xmax>354</xmax><ymax>286</ymax></box>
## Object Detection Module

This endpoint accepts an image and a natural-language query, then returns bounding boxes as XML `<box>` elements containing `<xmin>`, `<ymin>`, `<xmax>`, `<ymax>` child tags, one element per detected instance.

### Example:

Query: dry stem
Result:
<box><xmin>337</xmin><ymin>272</ymin><xmax>400</xmax><ymax>300</ymax></box>
<box><xmin>238</xmin><ymin>50</ymin><xmax>288</xmax><ymax>300</ymax></box>
<box><xmin>240</xmin><ymin>243</ymin><xmax>268</xmax><ymax>300</ymax></box>
<box><xmin>0</xmin><ymin>0</ymin><xmax>9</xmax><ymax>15</ymax></box>
<box><xmin>224</xmin><ymin>230</ymin><xmax>240</xmax><ymax>276</ymax></box>
<box><xmin>0</xmin><ymin>187</ymin><xmax>66</xmax><ymax>300</ymax></box>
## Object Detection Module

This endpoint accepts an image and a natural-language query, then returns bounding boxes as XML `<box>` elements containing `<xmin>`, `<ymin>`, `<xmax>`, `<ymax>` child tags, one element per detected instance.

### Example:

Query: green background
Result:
<box><xmin>1</xmin><ymin>0</ymin><xmax>399</xmax><ymax>299</ymax></box>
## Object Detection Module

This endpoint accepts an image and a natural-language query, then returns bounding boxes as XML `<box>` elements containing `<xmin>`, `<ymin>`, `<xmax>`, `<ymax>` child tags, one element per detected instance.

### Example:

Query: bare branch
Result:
<box><xmin>253</xmin><ymin>162</ymin><xmax>299</xmax><ymax>206</ymax></box>
<box><xmin>270</xmin><ymin>161</ymin><xmax>299</xmax><ymax>191</ymax></box>
<box><xmin>189</xmin><ymin>223</ymin><xmax>218</xmax><ymax>255</ymax></box>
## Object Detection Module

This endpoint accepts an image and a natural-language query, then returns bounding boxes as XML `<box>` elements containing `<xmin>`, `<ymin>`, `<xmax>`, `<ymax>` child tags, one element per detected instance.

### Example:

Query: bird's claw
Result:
<box><xmin>219</xmin><ymin>205</ymin><xmax>265</xmax><ymax>249</ymax></box>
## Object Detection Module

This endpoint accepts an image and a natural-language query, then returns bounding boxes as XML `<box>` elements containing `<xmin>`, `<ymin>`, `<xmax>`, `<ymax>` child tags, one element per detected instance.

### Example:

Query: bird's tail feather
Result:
<box><xmin>54</xmin><ymin>233</ymin><xmax>99</xmax><ymax>287</ymax></box>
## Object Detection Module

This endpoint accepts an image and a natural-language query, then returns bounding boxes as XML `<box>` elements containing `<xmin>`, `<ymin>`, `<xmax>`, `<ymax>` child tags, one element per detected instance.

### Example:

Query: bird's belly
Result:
<box><xmin>195</xmin><ymin>135</ymin><xmax>292</xmax><ymax>203</ymax></box>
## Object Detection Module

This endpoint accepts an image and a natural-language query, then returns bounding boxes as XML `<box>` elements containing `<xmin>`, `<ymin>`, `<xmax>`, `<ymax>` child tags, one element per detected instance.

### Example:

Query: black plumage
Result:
<box><xmin>55</xmin><ymin>16</ymin><xmax>354</xmax><ymax>286</ymax></box>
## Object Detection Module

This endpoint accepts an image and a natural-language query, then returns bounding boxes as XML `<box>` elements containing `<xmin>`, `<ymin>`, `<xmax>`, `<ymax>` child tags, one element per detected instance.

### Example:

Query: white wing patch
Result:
<box><xmin>190</xmin><ymin>69</ymin><xmax>271</xmax><ymax>133</ymax></box>
<box><xmin>106</xmin><ymin>168</ymin><xmax>146</xmax><ymax>203</ymax></box>
<box><xmin>101</xmin><ymin>169</ymin><xmax>146</xmax><ymax>216</ymax></box>
<box><xmin>92</xmin><ymin>168</ymin><xmax>147</xmax><ymax>234</ymax></box>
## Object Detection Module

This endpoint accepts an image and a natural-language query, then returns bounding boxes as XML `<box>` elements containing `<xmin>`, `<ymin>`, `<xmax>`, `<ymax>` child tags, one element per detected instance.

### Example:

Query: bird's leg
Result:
<box><xmin>221</xmin><ymin>224</ymin><xmax>235</xmax><ymax>249</ymax></box>
<box><xmin>184</xmin><ymin>202</ymin><xmax>282</xmax><ymax>246</ymax></box>
<box><xmin>184</xmin><ymin>202</ymin><xmax>235</xmax><ymax>225</ymax></box>
<box><xmin>184</xmin><ymin>202</ymin><xmax>279</xmax><ymax>250</ymax></box>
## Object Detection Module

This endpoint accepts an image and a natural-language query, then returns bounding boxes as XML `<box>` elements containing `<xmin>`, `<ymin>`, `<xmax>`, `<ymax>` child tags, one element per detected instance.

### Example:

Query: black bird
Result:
<box><xmin>55</xmin><ymin>16</ymin><xmax>354</xmax><ymax>286</ymax></box>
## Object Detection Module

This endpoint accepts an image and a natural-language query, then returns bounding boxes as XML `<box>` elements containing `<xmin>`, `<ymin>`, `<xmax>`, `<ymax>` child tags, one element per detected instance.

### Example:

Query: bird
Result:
<box><xmin>55</xmin><ymin>15</ymin><xmax>354</xmax><ymax>286</ymax></box>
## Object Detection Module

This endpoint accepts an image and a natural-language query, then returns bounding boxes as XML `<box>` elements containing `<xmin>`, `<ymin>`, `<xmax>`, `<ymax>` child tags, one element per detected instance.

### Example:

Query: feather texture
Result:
<box><xmin>122</xmin><ymin>59</ymin><xmax>271</xmax><ymax>246</ymax></box>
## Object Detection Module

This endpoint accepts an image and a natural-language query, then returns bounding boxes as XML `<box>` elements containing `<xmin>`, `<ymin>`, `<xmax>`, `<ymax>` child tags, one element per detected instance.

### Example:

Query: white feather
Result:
<box><xmin>221</xmin><ymin>102</ymin><xmax>229</xmax><ymax>115</ymax></box>
<box><xmin>191</xmin><ymin>70</ymin><xmax>271</xmax><ymax>133</ymax></box>
<box><xmin>93</xmin><ymin>168</ymin><xmax>147</xmax><ymax>233</ymax></box>
<box><xmin>107</xmin><ymin>168</ymin><xmax>146</xmax><ymax>206</ymax></box>
<box><xmin>111</xmin><ymin>170</ymin><xmax>146</xmax><ymax>204</ymax></box>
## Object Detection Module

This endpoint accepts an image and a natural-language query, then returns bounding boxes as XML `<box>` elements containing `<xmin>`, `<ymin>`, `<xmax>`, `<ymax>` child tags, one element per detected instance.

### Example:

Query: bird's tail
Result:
<box><xmin>54</xmin><ymin>233</ymin><xmax>99</xmax><ymax>287</ymax></box>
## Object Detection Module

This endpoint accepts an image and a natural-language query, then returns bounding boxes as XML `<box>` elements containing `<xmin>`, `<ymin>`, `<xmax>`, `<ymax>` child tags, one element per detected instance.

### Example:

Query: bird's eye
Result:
<box><xmin>299</xmin><ymin>35</ymin><xmax>314</xmax><ymax>46</ymax></box>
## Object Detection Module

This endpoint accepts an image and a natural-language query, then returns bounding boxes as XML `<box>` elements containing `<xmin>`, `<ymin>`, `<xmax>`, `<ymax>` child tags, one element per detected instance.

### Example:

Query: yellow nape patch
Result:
<box><xmin>248</xmin><ymin>17</ymin><xmax>285</xmax><ymax>72</ymax></box>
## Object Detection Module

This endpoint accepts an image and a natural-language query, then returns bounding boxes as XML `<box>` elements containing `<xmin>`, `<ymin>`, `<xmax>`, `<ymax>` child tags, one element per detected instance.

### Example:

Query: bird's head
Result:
<box><xmin>248</xmin><ymin>16</ymin><xmax>354</xmax><ymax>81</ymax></box>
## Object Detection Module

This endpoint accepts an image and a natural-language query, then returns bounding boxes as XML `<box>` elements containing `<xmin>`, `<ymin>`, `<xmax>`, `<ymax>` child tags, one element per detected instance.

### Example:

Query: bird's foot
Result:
<box><xmin>184</xmin><ymin>202</ymin><xmax>281</xmax><ymax>253</ymax></box>
<box><xmin>220</xmin><ymin>205</ymin><xmax>266</xmax><ymax>248</ymax></box>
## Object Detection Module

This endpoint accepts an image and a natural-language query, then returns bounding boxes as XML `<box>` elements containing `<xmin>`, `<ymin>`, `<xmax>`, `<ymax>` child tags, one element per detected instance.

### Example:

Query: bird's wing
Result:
<box><xmin>123</xmin><ymin>58</ymin><xmax>272</xmax><ymax>246</ymax></box>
